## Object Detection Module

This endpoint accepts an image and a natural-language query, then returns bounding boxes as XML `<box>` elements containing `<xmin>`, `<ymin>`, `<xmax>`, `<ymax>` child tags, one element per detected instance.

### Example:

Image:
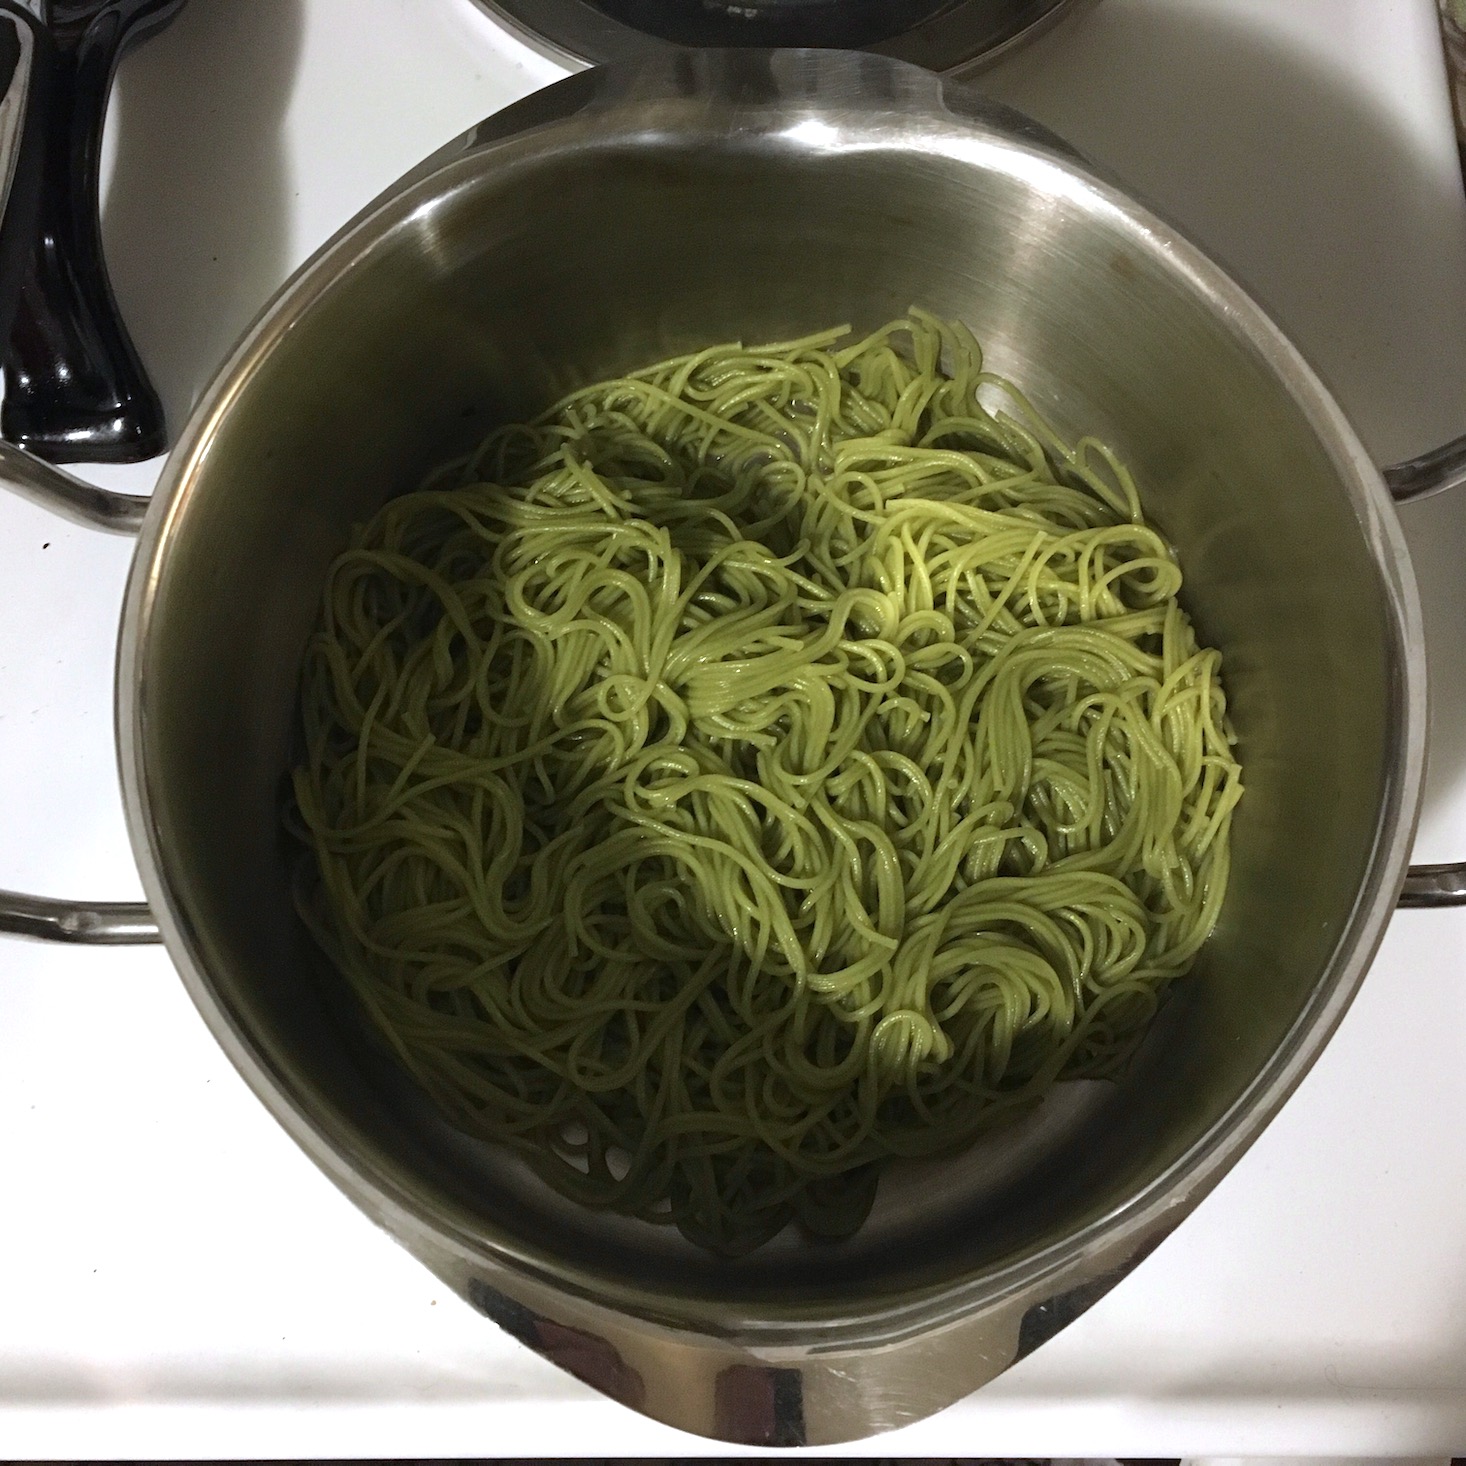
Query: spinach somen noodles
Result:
<box><xmin>290</xmin><ymin>310</ymin><xmax>1243</xmax><ymax>1254</ymax></box>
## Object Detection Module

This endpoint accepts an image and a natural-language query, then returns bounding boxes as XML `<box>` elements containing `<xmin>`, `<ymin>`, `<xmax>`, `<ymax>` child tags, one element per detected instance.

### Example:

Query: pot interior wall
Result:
<box><xmin>135</xmin><ymin>128</ymin><xmax>1399</xmax><ymax>1310</ymax></box>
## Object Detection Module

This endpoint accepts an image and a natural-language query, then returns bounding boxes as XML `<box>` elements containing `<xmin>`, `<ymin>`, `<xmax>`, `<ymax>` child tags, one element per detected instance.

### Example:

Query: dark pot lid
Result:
<box><xmin>472</xmin><ymin>0</ymin><xmax>1083</xmax><ymax>72</ymax></box>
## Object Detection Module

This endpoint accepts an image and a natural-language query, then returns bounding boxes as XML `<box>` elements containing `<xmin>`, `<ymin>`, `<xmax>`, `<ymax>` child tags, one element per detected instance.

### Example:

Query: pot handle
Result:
<box><xmin>0</xmin><ymin>8</ymin><xmax>159</xmax><ymax>943</ymax></box>
<box><xmin>1385</xmin><ymin>440</ymin><xmax>1466</xmax><ymax>905</ymax></box>
<box><xmin>0</xmin><ymin>890</ymin><xmax>158</xmax><ymax>943</ymax></box>
<box><xmin>1384</xmin><ymin>435</ymin><xmax>1466</xmax><ymax>506</ymax></box>
<box><xmin>0</xmin><ymin>439</ymin><xmax>148</xmax><ymax>528</ymax></box>
<box><xmin>0</xmin><ymin>443</ymin><xmax>158</xmax><ymax>943</ymax></box>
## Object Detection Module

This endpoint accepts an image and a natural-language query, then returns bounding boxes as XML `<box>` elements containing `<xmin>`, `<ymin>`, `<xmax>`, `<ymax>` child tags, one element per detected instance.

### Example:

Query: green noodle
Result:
<box><xmin>290</xmin><ymin>310</ymin><xmax>1243</xmax><ymax>1255</ymax></box>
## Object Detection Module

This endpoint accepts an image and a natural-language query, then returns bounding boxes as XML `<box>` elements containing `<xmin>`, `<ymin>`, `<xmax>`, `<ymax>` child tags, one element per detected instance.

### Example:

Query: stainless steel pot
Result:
<box><xmin>2</xmin><ymin>44</ymin><xmax>1464</xmax><ymax>1447</ymax></box>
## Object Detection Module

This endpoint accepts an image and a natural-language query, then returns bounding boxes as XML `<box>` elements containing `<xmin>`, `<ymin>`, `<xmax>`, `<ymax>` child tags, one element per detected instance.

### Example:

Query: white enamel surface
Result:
<box><xmin>4</xmin><ymin>0</ymin><xmax>1466</xmax><ymax>1454</ymax></box>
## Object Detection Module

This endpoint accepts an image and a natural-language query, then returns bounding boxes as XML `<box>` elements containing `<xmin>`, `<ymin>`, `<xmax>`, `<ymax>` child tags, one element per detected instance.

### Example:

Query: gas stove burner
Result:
<box><xmin>474</xmin><ymin>0</ymin><xmax>1082</xmax><ymax>72</ymax></box>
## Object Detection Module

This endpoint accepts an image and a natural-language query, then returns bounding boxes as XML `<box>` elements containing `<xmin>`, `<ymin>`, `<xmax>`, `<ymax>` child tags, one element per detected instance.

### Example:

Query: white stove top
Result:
<box><xmin>4</xmin><ymin>0</ymin><xmax>1466</xmax><ymax>1455</ymax></box>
